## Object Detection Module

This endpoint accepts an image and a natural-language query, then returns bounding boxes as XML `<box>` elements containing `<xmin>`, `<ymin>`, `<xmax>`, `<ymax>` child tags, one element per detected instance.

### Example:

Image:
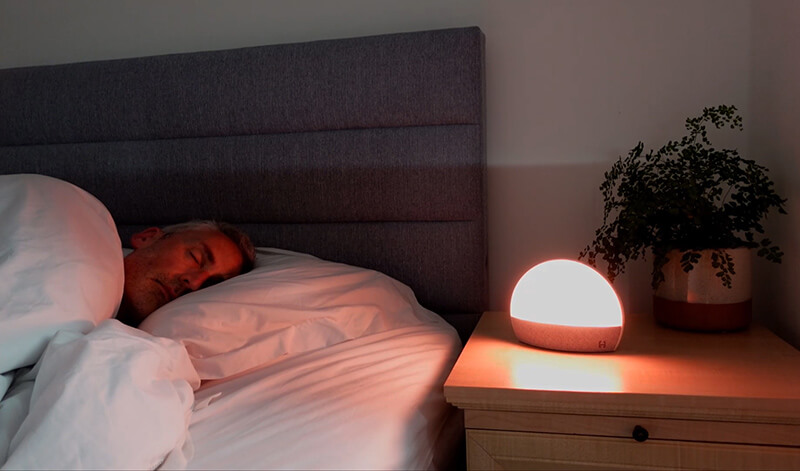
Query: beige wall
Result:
<box><xmin>5</xmin><ymin>1</ymin><xmax>792</xmax><ymax>345</ymax></box>
<box><xmin>751</xmin><ymin>0</ymin><xmax>800</xmax><ymax>347</ymax></box>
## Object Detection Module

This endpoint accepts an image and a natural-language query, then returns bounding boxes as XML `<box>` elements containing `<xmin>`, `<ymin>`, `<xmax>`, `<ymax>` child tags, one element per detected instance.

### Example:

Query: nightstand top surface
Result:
<box><xmin>444</xmin><ymin>311</ymin><xmax>800</xmax><ymax>423</ymax></box>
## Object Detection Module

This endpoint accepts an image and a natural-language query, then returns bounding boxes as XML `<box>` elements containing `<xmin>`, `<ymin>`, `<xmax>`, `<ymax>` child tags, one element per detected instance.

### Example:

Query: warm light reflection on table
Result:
<box><xmin>502</xmin><ymin>346</ymin><xmax>625</xmax><ymax>393</ymax></box>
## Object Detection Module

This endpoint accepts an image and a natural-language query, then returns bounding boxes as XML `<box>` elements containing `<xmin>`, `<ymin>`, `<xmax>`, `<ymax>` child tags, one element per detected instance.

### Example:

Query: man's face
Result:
<box><xmin>117</xmin><ymin>227</ymin><xmax>244</xmax><ymax>326</ymax></box>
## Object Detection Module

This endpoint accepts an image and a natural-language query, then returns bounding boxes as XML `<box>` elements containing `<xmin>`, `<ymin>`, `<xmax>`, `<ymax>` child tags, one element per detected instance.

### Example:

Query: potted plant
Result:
<box><xmin>580</xmin><ymin>105</ymin><xmax>787</xmax><ymax>331</ymax></box>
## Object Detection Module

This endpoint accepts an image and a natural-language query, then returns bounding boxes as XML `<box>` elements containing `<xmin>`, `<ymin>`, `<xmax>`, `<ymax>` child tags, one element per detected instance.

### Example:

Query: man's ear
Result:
<box><xmin>130</xmin><ymin>227</ymin><xmax>164</xmax><ymax>249</ymax></box>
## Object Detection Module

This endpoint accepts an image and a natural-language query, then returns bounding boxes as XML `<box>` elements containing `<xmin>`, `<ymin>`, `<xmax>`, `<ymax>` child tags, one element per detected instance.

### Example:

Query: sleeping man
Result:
<box><xmin>0</xmin><ymin>177</ymin><xmax>256</xmax><ymax>469</ymax></box>
<box><xmin>116</xmin><ymin>220</ymin><xmax>256</xmax><ymax>327</ymax></box>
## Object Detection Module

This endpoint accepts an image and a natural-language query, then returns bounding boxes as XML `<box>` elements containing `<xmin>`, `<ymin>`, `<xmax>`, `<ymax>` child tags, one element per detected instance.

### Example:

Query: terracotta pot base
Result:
<box><xmin>653</xmin><ymin>296</ymin><xmax>752</xmax><ymax>332</ymax></box>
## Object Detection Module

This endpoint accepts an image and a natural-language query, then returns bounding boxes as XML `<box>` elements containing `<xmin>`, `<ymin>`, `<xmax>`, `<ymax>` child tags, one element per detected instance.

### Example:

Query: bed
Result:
<box><xmin>0</xmin><ymin>26</ymin><xmax>486</xmax><ymax>469</ymax></box>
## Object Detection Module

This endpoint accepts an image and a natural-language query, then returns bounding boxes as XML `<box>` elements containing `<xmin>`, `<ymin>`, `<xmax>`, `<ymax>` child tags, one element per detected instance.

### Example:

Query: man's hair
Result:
<box><xmin>162</xmin><ymin>220</ymin><xmax>256</xmax><ymax>273</ymax></box>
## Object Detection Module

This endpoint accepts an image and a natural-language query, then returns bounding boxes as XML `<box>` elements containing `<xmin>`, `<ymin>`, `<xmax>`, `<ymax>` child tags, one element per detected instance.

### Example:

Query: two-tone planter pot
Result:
<box><xmin>653</xmin><ymin>248</ymin><xmax>752</xmax><ymax>332</ymax></box>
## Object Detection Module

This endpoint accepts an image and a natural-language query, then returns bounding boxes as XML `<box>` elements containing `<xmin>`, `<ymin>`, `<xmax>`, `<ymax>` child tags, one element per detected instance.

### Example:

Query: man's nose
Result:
<box><xmin>182</xmin><ymin>271</ymin><xmax>210</xmax><ymax>292</ymax></box>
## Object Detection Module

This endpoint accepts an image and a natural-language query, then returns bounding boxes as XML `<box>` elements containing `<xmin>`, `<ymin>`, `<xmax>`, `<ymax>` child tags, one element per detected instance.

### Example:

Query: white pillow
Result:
<box><xmin>139</xmin><ymin>248</ymin><xmax>444</xmax><ymax>379</ymax></box>
<box><xmin>0</xmin><ymin>174</ymin><xmax>124</xmax><ymax>375</ymax></box>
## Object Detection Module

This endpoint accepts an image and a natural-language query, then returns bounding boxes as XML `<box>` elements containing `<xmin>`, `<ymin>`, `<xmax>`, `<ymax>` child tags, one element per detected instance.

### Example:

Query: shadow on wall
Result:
<box><xmin>487</xmin><ymin>163</ymin><xmax>653</xmax><ymax>317</ymax></box>
<box><xmin>752</xmin><ymin>184</ymin><xmax>800</xmax><ymax>349</ymax></box>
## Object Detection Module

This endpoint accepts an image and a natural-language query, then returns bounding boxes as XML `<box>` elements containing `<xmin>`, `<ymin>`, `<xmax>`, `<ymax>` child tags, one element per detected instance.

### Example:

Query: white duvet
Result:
<box><xmin>0</xmin><ymin>321</ymin><xmax>199</xmax><ymax>470</ymax></box>
<box><xmin>1</xmin><ymin>317</ymin><xmax>461</xmax><ymax>471</ymax></box>
<box><xmin>187</xmin><ymin>322</ymin><xmax>462</xmax><ymax>470</ymax></box>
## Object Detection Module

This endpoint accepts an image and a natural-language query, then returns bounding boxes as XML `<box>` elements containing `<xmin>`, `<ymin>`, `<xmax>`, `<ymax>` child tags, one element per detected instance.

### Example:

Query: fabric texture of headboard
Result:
<box><xmin>0</xmin><ymin>27</ymin><xmax>487</xmax><ymax>340</ymax></box>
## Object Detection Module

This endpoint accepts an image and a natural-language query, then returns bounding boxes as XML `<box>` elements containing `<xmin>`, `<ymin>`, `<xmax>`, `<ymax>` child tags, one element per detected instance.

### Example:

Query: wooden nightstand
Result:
<box><xmin>444</xmin><ymin>311</ymin><xmax>800</xmax><ymax>470</ymax></box>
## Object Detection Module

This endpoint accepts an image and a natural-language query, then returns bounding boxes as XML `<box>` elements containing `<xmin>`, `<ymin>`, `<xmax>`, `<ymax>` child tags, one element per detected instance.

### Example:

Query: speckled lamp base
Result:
<box><xmin>510</xmin><ymin>316</ymin><xmax>623</xmax><ymax>352</ymax></box>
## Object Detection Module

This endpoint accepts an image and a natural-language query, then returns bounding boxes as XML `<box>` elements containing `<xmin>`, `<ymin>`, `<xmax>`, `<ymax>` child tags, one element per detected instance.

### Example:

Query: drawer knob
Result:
<box><xmin>632</xmin><ymin>425</ymin><xmax>649</xmax><ymax>442</ymax></box>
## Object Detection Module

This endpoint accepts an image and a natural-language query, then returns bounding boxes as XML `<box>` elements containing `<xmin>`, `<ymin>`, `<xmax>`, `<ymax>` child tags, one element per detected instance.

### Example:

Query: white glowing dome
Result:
<box><xmin>510</xmin><ymin>259</ymin><xmax>624</xmax><ymax>352</ymax></box>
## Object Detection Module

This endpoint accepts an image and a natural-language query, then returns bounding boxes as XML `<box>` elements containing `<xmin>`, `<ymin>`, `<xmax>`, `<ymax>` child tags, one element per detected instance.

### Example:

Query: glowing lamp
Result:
<box><xmin>510</xmin><ymin>259</ymin><xmax>624</xmax><ymax>353</ymax></box>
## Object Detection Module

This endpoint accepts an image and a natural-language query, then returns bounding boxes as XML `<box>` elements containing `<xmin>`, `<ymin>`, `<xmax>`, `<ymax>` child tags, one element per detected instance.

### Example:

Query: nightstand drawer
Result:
<box><xmin>466</xmin><ymin>410</ymin><xmax>800</xmax><ymax>447</ymax></box>
<box><xmin>467</xmin><ymin>429</ymin><xmax>800</xmax><ymax>471</ymax></box>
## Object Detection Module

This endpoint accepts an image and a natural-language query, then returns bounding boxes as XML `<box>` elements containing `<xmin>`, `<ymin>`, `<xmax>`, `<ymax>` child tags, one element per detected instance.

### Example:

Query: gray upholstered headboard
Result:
<box><xmin>0</xmin><ymin>27</ymin><xmax>487</xmax><ymax>341</ymax></box>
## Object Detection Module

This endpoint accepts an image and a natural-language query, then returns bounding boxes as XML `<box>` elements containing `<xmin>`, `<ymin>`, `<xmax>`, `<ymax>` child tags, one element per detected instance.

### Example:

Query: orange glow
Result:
<box><xmin>511</xmin><ymin>259</ymin><xmax>623</xmax><ymax>328</ymax></box>
<box><xmin>509</xmin><ymin>353</ymin><xmax>624</xmax><ymax>392</ymax></box>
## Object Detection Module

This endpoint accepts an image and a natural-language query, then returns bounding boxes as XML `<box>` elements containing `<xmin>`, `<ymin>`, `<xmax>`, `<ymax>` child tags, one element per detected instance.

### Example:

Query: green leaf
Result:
<box><xmin>581</xmin><ymin>105</ymin><xmax>787</xmax><ymax>289</ymax></box>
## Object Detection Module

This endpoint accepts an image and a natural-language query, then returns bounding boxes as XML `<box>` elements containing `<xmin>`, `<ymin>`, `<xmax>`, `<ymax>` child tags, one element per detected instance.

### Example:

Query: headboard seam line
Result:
<box><xmin>1</xmin><ymin>123</ymin><xmax>483</xmax><ymax>149</ymax></box>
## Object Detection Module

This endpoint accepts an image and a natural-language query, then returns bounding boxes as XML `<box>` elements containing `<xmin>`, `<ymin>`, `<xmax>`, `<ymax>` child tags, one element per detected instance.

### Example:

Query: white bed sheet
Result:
<box><xmin>186</xmin><ymin>320</ymin><xmax>462</xmax><ymax>470</ymax></box>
